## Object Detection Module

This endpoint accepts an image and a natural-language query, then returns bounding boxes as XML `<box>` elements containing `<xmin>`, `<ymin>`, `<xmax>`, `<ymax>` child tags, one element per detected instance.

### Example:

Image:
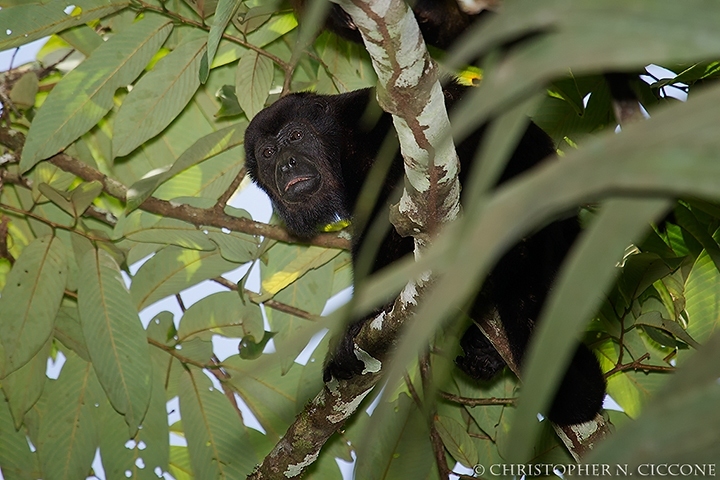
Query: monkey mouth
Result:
<box><xmin>284</xmin><ymin>176</ymin><xmax>314</xmax><ymax>192</ymax></box>
<box><xmin>280</xmin><ymin>174</ymin><xmax>321</xmax><ymax>202</ymax></box>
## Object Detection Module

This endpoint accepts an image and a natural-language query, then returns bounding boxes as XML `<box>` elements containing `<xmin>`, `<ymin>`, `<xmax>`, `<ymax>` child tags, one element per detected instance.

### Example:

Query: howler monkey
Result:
<box><xmin>244</xmin><ymin>82</ymin><xmax>606</xmax><ymax>426</ymax></box>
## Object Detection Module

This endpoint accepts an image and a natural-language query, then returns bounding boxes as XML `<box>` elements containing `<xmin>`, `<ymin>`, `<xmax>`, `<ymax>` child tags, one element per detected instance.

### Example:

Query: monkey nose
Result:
<box><xmin>280</xmin><ymin>157</ymin><xmax>297</xmax><ymax>173</ymax></box>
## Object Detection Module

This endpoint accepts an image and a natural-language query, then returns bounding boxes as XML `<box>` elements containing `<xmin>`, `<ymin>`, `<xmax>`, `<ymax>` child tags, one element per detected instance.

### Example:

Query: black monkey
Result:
<box><xmin>244</xmin><ymin>83</ymin><xmax>606</xmax><ymax>425</ymax></box>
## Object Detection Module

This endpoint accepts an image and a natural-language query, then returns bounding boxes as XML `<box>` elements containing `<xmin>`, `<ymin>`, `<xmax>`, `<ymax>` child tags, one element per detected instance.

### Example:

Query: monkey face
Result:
<box><xmin>244</xmin><ymin>93</ymin><xmax>350</xmax><ymax>238</ymax></box>
<box><xmin>256</xmin><ymin>123</ymin><xmax>323</xmax><ymax>204</ymax></box>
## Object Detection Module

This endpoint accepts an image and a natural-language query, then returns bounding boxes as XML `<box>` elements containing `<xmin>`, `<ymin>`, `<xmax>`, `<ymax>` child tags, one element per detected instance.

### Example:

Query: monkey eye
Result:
<box><xmin>261</xmin><ymin>145</ymin><xmax>275</xmax><ymax>158</ymax></box>
<box><xmin>289</xmin><ymin>130</ymin><xmax>303</xmax><ymax>141</ymax></box>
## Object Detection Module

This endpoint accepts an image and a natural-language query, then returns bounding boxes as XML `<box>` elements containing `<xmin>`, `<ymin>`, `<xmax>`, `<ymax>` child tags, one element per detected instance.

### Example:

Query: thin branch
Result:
<box><xmin>0</xmin><ymin>202</ymin><xmax>109</xmax><ymax>242</ymax></box>
<box><xmin>211</xmin><ymin>276</ymin><xmax>321</xmax><ymax>321</ymax></box>
<box><xmin>439</xmin><ymin>391</ymin><xmax>516</xmax><ymax>407</ymax></box>
<box><xmin>215</xmin><ymin>166</ymin><xmax>246</xmax><ymax>211</ymax></box>
<box><xmin>604</xmin><ymin>352</ymin><xmax>675</xmax><ymax>377</ymax></box>
<box><xmin>0</xmin><ymin>215</ymin><xmax>14</xmax><ymax>265</ymax></box>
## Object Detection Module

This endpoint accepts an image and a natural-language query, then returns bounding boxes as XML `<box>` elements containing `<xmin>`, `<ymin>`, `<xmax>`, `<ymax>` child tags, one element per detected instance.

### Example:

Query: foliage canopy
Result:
<box><xmin>1</xmin><ymin>0</ymin><xmax>720</xmax><ymax>478</ymax></box>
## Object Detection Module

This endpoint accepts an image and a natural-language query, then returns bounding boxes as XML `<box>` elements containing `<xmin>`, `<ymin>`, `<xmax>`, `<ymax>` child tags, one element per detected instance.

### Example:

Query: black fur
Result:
<box><xmin>244</xmin><ymin>84</ymin><xmax>606</xmax><ymax>425</ymax></box>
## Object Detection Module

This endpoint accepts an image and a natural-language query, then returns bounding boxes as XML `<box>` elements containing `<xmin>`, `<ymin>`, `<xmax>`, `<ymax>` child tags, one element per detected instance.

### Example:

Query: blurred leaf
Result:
<box><xmin>434</xmin><ymin>415</ymin><xmax>478</xmax><ymax>468</ymax></box>
<box><xmin>21</xmin><ymin>14</ymin><xmax>173</xmax><ymax>170</ymax></box>
<box><xmin>509</xmin><ymin>198</ymin><xmax>670</xmax><ymax>462</ymax></box>
<box><xmin>9</xmin><ymin>71</ymin><xmax>39</xmax><ymax>109</ymax></box>
<box><xmin>354</xmin><ymin>394</ymin><xmax>436</xmax><ymax>480</ymax></box>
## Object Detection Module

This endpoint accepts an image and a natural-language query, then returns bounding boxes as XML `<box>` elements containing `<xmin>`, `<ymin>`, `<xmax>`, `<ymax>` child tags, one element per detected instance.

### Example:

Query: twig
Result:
<box><xmin>211</xmin><ymin>276</ymin><xmax>321</xmax><ymax>321</ymax></box>
<box><xmin>604</xmin><ymin>352</ymin><xmax>675</xmax><ymax>377</ymax></box>
<box><xmin>439</xmin><ymin>391</ymin><xmax>516</xmax><ymax>407</ymax></box>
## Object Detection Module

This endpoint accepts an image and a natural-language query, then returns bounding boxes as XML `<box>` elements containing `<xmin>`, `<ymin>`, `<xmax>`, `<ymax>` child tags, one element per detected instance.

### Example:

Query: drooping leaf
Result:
<box><xmin>9</xmin><ymin>71</ymin><xmax>39</xmax><ymax>109</ymax></box>
<box><xmin>0</xmin><ymin>235</ymin><xmax>68</xmax><ymax>373</ymax></box>
<box><xmin>78</xmin><ymin>248</ymin><xmax>152</xmax><ymax>435</ymax></box>
<box><xmin>113</xmin><ymin>33</ymin><xmax>207</xmax><ymax>158</ymax></box>
<box><xmin>258</xmin><ymin>244</ymin><xmax>341</xmax><ymax>302</ymax></box>
<box><xmin>235</xmin><ymin>49</ymin><xmax>274</xmax><ymax>119</ymax></box>
<box><xmin>199</xmin><ymin>0</ymin><xmax>240</xmax><ymax>83</ymax></box>
<box><xmin>130</xmin><ymin>245</ymin><xmax>241</xmax><ymax>310</ymax></box>
<box><xmin>434</xmin><ymin>415</ymin><xmax>479</xmax><ymax>468</ymax></box>
<box><xmin>36</xmin><ymin>353</ymin><xmax>104</xmax><ymax>480</ymax></box>
<box><xmin>177</xmin><ymin>291</ymin><xmax>263</xmax><ymax>341</ymax></box>
<box><xmin>97</xmin><ymin>362</ymin><xmax>169</xmax><ymax>480</ymax></box>
<box><xmin>179</xmin><ymin>367</ymin><xmax>260</xmax><ymax>478</ymax></box>
<box><xmin>0</xmin><ymin>391</ymin><xmax>41</xmax><ymax>479</ymax></box>
<box><xmin>119</xmin><ymin>213</ymin><xmax>217</xmax><ymax>251</ymax></box>
<box><xmin>353</xmin><ymin>394</ymin><xmax>436</xmax><ymax>480</ymax></box>
<box><xmin>125</xmin><ymin>122</ymin><xmax>246</xmax><ymax>211</ymax></box>
<box><xmin>684</xmin><ymin>250</ymin><xmax>720</xmax><ymax>343</ymax></box>
<box><xmin>1</xmin><ymin>338</ymin><xmax>51</xmax><ymax>429</ymax></box>
<box><xmin>21</xmin><ymin>14</ymin><xmax>173</xmax><ymax>171</ymax></box>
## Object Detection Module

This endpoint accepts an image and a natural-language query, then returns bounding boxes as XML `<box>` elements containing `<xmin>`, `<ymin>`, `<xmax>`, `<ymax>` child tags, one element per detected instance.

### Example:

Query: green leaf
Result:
<box><xmin>199</xmin><ymin>0</ymin><xmax>240</xmax><ymax>83</ymax></box>
<box><xmin>223</xmin><ymin>354</ymin><xmax>323</xmax><ymax>439</ymax></box>
<box><xmin>0</xmin><ymin>391</ymin><xmax>41</xmax><ymax>479</ymax></box>
<box><xmin>258</xmin><ymin>244</ymin><xmax>341</xmax><ymax>302</ymax></box>
<box><xmin>684</xmin><ymin>250</ymin><xmax>720</xmax><ymax>343</ymax></box>
<box><xmin>434</xmin><ymin>415</ymin><xmax>479</xmax><ymax>468</ymax></box>
<box><xmin>125</xmin><ymin>122</ymin><xmax>246</xmax><ymax>211</ymax></box>
<box><xmin>58</xmin><ymin>23</ymin><xmax>104</xmax><ymax>56</ymax></box>
<box><xmin>54</xmin><ymin>304</ymin><xmax>92</xmax><ymax>362</ymax></box>
<box><xmin>177</xmin><ymin>291</ymin><xmax>264</xmax><ymax>341</ymax></box>
<box><xmin>214</xmin><ymin>85</ymin><xmax>244</xmax><ymax>117</ymax></box>
<box><xmin>130</xmin><ymin>246</ymin><xmax>241</xmax><ymax>310</ymax></box>
<box><xmin>9</xmin><ymin>71</ymin><xmax>39</xmax><ymax>109</ymax></box>
<box><xmin>36</xmin><ymin>353</ymin><xmax>103</xmax><ymax>480</ymax></box>
<box><xmin>97</xmin><ymin>361</ymin><xmax>169</xmax><ymax>480</ymax></box>
<box><xmin>1</xmin><ymin>338</ymin><xmax>51</xmax><ymax>429</ymax></box>
<box><xmin>206</xmin><ymin>227</ymin><xmax>259</xmax><ymax>264</ymax></box>
<box><xmin>179</xmin><ymin>367</ymin><xmax>259</xmax><ymax>478</ymax></box>
<box><xmin>587</xmin><ymin>333</ymin><xmax>720</xmax><ymax>465</ymax></box>
<box><xmin>113</xmin><ymin>34</ymin><xmax>207</xmax><ymax>158</ymax></box>
<box><xmin>0</xmin><ymin>0</ymin><xmax>128</xmax><ymax>50</ymax></box>
<box><xmin>0</xmin><ymin>235</ymin><xmax>68</xmax><ymax>373</ymax></box>
<box><xmin>354</xmin><ymin>394</ymin><xmax>436</xmax><ymax>480</ymax></box>
<box><xmin>21</xmin><ymin>14</ymin><xmax>173</xmax><ymax>171</ymax></box>
<box><xmin>235</xmin><ymin>49</ymin><xmax>274</xmax><ymax>119</ymax></box>
<box><xmin>78</xmin><ymin>248</ymin><xmax>152</xmax><ymax>435</ymax></box>
<box><xmin>119</xmin><ymin>213</ymin><xmax>217</xmax><ymax>251</ymax></box>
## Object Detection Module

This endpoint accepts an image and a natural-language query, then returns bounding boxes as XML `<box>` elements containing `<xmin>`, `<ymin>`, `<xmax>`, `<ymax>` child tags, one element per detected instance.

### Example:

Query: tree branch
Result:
<box><xmin>0</xmin><ymin>127</ymin><xmax>350</xmax><ymax>251</ymax></box>
<box><xmin>249</xmin><ymin>0</ymin><xmax>462</xmax><ymax>476</ymax></box>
